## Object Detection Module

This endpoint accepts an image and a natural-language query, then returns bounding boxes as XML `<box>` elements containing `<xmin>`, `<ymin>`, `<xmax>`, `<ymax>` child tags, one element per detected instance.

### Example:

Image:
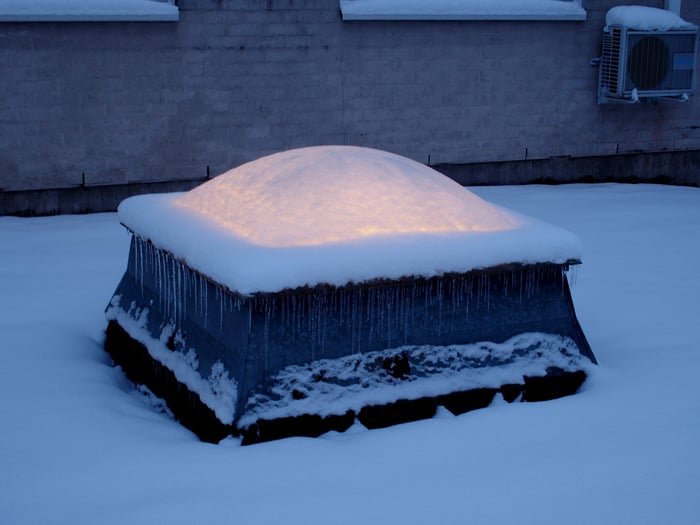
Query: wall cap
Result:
<box><xmin>0</xmin><ymin>0</ymin><xmax>179</xmax><ymax>22</ymax></box>
<box><xmin>340</xmin><ymin>0</ymin><xmax>586</xmax><ymax>22</ymax></box>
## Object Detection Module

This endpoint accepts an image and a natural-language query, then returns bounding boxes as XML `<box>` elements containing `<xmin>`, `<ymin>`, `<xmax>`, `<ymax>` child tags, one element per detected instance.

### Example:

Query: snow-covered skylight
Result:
<box><xmin>118</xmin><ymin>146</ymin><xmax>582</xmax><ymax>295</ymax></box>
<box><xmin>605</xmin><ymin>6</ymin><xmax>696</xmax><ymax>31</ymax></box>
<box><xmin>0</xmin><ymin>0</ymin><xmax>179</xmax><ymax>22</ymax></box>
<box><xmin>340</xmin><ymin>0</ymin><xmax>587</xmax><ymax>22</ymax></box>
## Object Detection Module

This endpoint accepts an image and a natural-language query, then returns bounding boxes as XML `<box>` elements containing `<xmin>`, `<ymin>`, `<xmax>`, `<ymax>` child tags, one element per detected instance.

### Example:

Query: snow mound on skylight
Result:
<box><xmin>176</xmin><ymin>146</ymin><xmax>515</xmax><ymax>248</ymax></box>
<box><xmin>605</xmin><ymin>6</ymin><xmax>695</xmax><ymax>31</ymax></box>
<box><xmin>118</xmin><ymin>146</ymin><xmax>582</xmax><ymax>295</ymax></box>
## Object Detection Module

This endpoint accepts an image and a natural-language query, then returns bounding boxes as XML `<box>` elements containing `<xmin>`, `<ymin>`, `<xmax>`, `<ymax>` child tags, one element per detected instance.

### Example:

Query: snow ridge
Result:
<box><xmin>239</xmin><ymin>333</ymin><xmax>590</xmax><ymax>427</ymax></box>
<box><xmin>106</xmin><ymin>297</ymin><xmax>238</xmax><ymax>424</ymax></box>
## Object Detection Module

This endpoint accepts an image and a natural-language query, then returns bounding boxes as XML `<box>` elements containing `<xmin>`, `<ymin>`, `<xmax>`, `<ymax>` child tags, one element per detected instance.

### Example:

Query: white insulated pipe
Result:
<box><xmin>665</xmin><ymin>0</ymin><xmax>681</xmax><ymax>16</ymax></box>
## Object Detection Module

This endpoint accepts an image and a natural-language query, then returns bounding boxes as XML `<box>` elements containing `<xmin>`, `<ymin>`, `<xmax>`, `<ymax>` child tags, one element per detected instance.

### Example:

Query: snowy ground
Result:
<box><xmin>1</xmin><ymin>183</ymin><xmax>699</xmax><ymax>524</ymax></box>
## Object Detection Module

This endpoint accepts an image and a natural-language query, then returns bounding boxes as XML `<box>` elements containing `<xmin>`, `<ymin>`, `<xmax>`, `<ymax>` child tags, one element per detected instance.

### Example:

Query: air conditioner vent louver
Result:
<box><xmin>600</xmin><ymin>28</ymin><xmax>622</xmax><ymax>95</ymax></box>
<box><xmin>598</xmin><ymin>24</ymin><xmax>698</xmax><ymax>104</ymax></box>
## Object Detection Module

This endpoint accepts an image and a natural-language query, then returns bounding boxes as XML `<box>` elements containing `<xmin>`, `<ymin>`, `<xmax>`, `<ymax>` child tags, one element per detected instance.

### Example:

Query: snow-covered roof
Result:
<box><xmin>0</xmin><ymin>0</ymin><xmax>179</xmax><ymax>22</ymax></box>
<box><xmin>340</xmin><ymin>0</ymin><xmax>586</xmax><ymax>22</ymax></box>
<box><xmin>118</xmin><ymin>146</ymin><xmax>582</xmax><ymax>295</ymax></box>
<box><xmin>605</xmin><ymin>6</ymin><xmax>696</xmax><ymax>31</ymax></box>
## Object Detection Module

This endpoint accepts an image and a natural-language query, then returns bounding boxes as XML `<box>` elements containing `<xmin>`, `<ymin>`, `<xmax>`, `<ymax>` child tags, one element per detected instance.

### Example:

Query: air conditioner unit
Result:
<box><xmin>598</xmin><ymin>25</ymin><xmax>698</xmax><ymax>103</ymax></box>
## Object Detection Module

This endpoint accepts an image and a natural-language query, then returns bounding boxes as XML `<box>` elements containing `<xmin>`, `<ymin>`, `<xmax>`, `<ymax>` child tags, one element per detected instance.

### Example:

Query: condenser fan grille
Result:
<box><xmin>623</xmin><ymin>31</ymin><xmax>697</xmax><ymax>94</ymax></box>
<box><xmin>628</xmin><ymin>36</ymin><xmax>669</xmax><ymax>89</ymax></box>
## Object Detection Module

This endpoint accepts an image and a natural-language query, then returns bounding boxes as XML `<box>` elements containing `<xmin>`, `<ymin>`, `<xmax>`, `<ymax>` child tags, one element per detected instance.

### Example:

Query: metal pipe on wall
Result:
<box><xmin>665</xmin><ymin>0</ymin><xmax>681</xmax><ymax>16</ymax></box>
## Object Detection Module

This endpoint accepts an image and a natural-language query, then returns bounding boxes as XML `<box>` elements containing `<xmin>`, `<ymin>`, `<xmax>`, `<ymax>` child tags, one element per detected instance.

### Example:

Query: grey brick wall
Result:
<box><xmin>1</xmin><ymin>0</ymin><xmax>699</xmax><ymax>209</ymax></box>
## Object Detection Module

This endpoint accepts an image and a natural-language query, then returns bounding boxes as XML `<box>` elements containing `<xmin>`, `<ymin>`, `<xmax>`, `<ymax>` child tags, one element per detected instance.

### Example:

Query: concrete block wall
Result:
<box><xmin>0</xmin><ymin>0</ymin><xmax>699</xmax><ymax>213</ymax></box>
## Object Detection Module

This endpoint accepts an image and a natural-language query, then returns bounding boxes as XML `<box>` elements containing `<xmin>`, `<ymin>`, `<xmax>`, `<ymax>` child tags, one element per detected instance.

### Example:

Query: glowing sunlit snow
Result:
<box><xmin>175</xmin><ymin>146</ymin><xmax>516</xmax><ymax>247</ymax></box>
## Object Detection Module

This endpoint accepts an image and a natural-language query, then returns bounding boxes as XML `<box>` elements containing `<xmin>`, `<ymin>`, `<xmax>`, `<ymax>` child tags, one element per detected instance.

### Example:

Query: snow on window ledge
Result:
<box><xmin>0</xmin><ymin>0</ymin><xmax>179</xmax><ymax>23</ymax></box>
<box><xmin>340</xmin><ymin>0</ymin><xmax>587</xmax><ymax>22</ymax></box>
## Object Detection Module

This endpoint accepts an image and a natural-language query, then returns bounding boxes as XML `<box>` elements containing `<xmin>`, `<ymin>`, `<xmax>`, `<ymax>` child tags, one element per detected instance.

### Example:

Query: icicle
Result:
<box><xmin>385</xmin><ymin>286</ymin><xmax>392</xmax><ymax>348</ymax></box>
<box><xmin>350</xmin><ymin>290</ymin><xmax>356</xmax><ymax>354</ymax></box>
<box><xmin>437</xmin><ymin>279</ymin><xmax>443</xmax><ymax>337</ymax></box>
<box><xmin>566</xmin><ymin>264</ymin><xmax>579</xmax><ymax>288</ymax></box>
<box><xmin>193</xmin><ymin>274</ymin><xmax>198</xmax><ymax>318</ymax></box>
<box><xmin>291</xmin><ymin>294</ymin><xmax>298</xmax><ymax>341</ymax></box>
<box><xmin>285</xmin><ymin>295</ymin><xmax>292</xmax><ymax>343</ymax></box>
<box><xmin>199</xmin><ymin>275</ymin><xmax>205</xmax><ymax>318</ymax></box>
<box><xmin>400</xmin><ymin>285</ymin><xmax>407</xmax><ymax>344</ymax></box>
<box><xmin>163</xmin><ymin>253</ymin><xmax>168</xmax><ymax>316</ymax></box>
<box><xmin>177</xmin><ymin>260</ymin><xmax>182</xmax><ymax>322</ymax></box>
<box><xmin>366</xmin><ymin>287</ymin><xmax>374</xmax><ymax>347</ymax></box>
<box><xmin>157</xmin><ymin>251</ymin><xmax>164</xmax><ymax>315</ymax></box>
<box><xmin>423</xmin><ymin>281</ymin><xmax>430</xmax><ymax>326</ymax></box>
<box><xmin>263</xmin><ymin>299</ymin><xmax>272</xmax><ymax>374</ymax></box>
<box><xmin>309</xmin><ymin>295</ymin><xmax>316</xmax><ymax>361</ymax></box>
<box><xmin>133</xmin><ymin>238</ymin><xmax>142</xmax><ymax>298</ymax></box>
<box><xmin>169</xmin><ymin>257</ymin><xmax>175</xmax><ymax>322</ymax></box>
<box><xmin>176</xmin><ymin>259</ymin><xmax>181</xmax><ymax>321</ymax></box>
<box><xmin>485</xmin><ymin>274</ymin><xmax>491</xmax><ymax>312</ymax></box>
<box><xmin>218</xmin><ymin>287</ymin><xmax>224</xmax><ymax>332</ymax></box>
<box><xmin>320</xmin><ymin>293</ymin><xmax>327</xmax><ymax>357</ymax></box>
<box><xmin>411</xmin><ymin>281</ymin><xmax>418</xmax><ymax>329</ymax></box>
<box><xmin>180</xmin><ymin>262</ymin><xmax>186</xmax><ymax>321</ymax></box>
<box><xmin>161</xmin><ymin>253</ymin><xmax>167</xmax><ymax>318</ymax></box>
<box><xmin>360</xmin><ymin>289</ymin><xmax>365</xmax><ymax>352</ymax></box>
<box><xmin>449</xmin><ymin>278</ymin><xmax>457</xmax><ymax>331</ymax></box>
<box><xmin>154</xmin><ymin>250</ymin><xmax>160</xmax><ymax>307</ymax></box>
<box><xmin>172</xmin><ymin>259</ymin><xmax>176</xmax><ymax>321</ymax></box>
<box><xmin>464</xmin><ymin>277</ymin><xmax>470</xmax><ymax>320</ymax></box>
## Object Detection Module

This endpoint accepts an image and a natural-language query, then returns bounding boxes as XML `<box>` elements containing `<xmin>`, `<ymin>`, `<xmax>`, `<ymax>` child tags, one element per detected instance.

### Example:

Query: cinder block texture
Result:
<box><xmin>1</xmin><ymin>0</ymin><xmax>699</xmax><ymax>200</ymax></box>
